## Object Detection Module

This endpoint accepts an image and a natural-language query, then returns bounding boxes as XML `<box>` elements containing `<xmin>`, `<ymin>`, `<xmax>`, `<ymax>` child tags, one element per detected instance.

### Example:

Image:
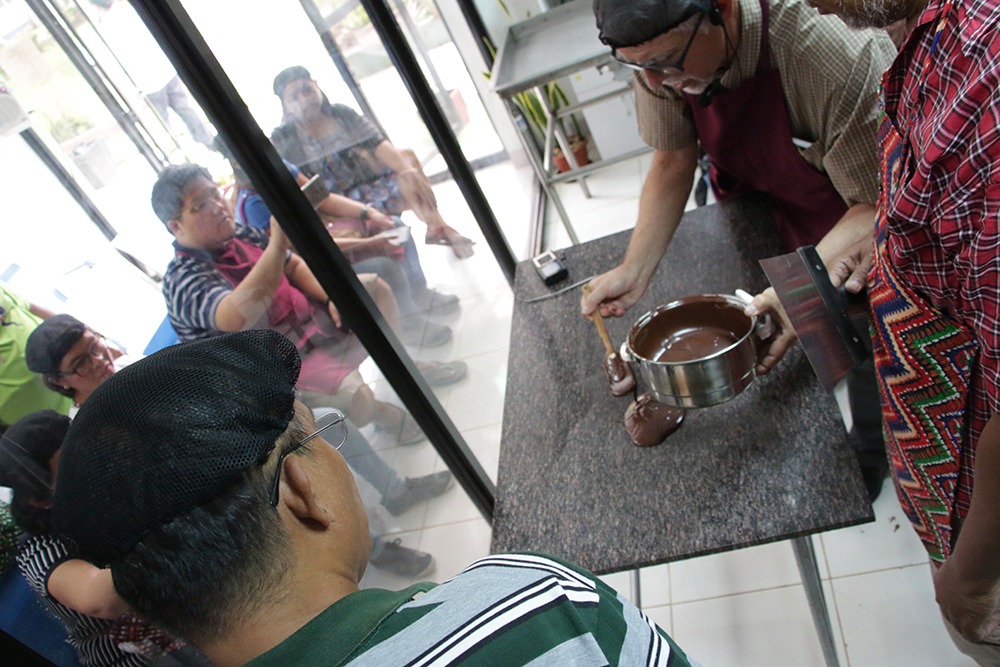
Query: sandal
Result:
<box><xmin>416</xmin><ymin>360</ymin><xmax>468</xmax><ymax>387</ymax></box>
<box><xmin>425</xmin><ymin>226</ymin><xmax>476</xmax><ymax>259</ymax></box>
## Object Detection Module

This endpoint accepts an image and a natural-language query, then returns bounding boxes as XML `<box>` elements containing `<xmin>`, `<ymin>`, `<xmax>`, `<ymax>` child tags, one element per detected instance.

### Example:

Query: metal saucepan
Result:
<box><xmin>620</xmin><ymin>293</ymin><xmax>772</xmax><ymax>408</ymax></box>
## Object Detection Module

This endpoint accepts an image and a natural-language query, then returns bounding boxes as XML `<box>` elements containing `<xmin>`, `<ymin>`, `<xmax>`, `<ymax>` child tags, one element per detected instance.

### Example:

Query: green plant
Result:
<box><xmin>48</xmin><ymin>113</ymin><xmax>94</xmax><ymax>143</ymax></box>
<box><xmin>483</xmin><ymin>37</ymin><xmax>584</xmax><ymax>148</ymax></box>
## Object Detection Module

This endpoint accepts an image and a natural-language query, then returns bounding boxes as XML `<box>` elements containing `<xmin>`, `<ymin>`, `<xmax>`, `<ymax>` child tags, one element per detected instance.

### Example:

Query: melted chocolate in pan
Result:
<box><xmin>624</xmin><ymin>393</ymin><xmax>686</xmax><ymax>447</ymax></box>
<box><xmin>631</xmin><ymin>297</ymin><xmax>751</xmax><ymax>363</ymax></box>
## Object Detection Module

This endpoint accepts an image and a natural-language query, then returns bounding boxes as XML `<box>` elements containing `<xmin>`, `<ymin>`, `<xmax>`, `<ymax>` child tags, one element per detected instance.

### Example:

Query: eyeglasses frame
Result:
<box><xmin>268</xmin><ymin>410</ymin><xmax>349</xmax><ymax>507</ymax></box>
<box><xmin>612</xmin><ymin>11</ymin><xmax>706</xmax><ymax>75</ymax></box>
<box><xmin>53</xmin><ymin>333</ymin><xmax>110</xmax><ymax>379</ymax></box>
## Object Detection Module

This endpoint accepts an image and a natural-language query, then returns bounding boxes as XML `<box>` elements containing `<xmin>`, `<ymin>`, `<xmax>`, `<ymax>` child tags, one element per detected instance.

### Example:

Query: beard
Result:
<box><xmin>836</xmin><ymin>0</ymin><xmax>913</xmax><ymax>29</ymax></box>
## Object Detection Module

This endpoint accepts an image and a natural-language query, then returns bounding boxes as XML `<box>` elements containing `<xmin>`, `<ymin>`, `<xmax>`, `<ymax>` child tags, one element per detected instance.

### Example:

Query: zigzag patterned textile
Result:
<box><xmin>871</xmin><ymin>100</ymin><xmax>976</xmax><ymax>564</ymax></box>
<box><xmin>870</xmin><ymin>257</ymin><xmax>976</xmax><ymax>563</ymax></box>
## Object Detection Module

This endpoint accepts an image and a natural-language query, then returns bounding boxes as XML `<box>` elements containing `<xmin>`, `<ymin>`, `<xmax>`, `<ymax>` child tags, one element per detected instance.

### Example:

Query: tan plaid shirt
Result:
<box><xmin>634</xmin><ymin>0</ymin><xmax>896</xmax><ymax>206</ymax></box>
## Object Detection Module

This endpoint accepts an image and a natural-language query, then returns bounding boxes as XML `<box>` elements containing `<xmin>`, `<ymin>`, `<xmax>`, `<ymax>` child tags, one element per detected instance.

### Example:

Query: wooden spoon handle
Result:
<box><xmin>582</xmin><ymin>283</ymin><xmax>615</xmax><ymax>357</ymax></box>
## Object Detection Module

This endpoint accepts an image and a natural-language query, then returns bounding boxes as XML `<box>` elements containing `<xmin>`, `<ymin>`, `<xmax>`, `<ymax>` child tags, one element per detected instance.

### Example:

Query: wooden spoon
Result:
<box><xmin>582</xmin><ymin>283</ymin><xmax>636</xmax><ymax>396</ymax></box>
<box><xmin>582</xmin><ymin>283</ymin><xmax>615</xmax><ymax>356</ymax></box>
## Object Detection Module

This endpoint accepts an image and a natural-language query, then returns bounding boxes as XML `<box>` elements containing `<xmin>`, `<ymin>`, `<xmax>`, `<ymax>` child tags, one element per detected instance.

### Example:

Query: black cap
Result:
<box><xmin>0</xmin><ymin>410</ymin><xmax>70</xmax><ymax>491</ymax></box>
<box><xmin>594</xmin><ymin>0</ymin><xmax>712</xmax><ymax>49</ymax></box>
<box><xmin>53</xmin><ymin>330</ymin><xmax>301</xmax><ymax>566</ymax></box>
<box><xmin>25</xmin><ymin>314</ymin><xmax>86</xmax><ymax>375</ymax></box>
<box><xmin>273</xmin><ymin>66</ymin><xmax>311</xmax><ymax>97</ymax></box>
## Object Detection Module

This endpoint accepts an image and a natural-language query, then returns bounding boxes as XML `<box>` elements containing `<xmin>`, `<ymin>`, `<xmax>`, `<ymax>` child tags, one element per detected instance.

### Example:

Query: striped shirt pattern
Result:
<box><xmin>879</xmin><ymin>0</ymin><xmax>1000</xmax><ymax>519</ymax></box>
<box><xmin>248</xmin><ymin>553</ymin><xmax>696</xmax><ymax>666</ymax></box>
<box><xmin>634</xmin><ymin>0</ymin><xmax>895</xmax><ymax>207</ymax></box>
<box><xmin>162</xmin><ymin>225</ymin><xmax>274</xmax><ymax>341</ymax></box>
<box><xmin>355</xmin><ymin>553</ymin><xmax>678</xmax><ymax>666</ymax></box>
<box><xmin>16</xmin><ymin>533</ymin><xmax>149</xmax><ymax>666</ymax></box>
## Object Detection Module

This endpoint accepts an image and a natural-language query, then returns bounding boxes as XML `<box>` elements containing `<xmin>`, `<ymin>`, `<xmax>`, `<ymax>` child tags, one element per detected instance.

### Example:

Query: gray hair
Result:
<box><xmin>150</xmin><ymin>163</ymin><xmax>214</xmax><ymax>226</ymax></box>
<box><xmin>672</xmin><ymin>12</ymin><xmax>712</xmax><ymax>33</ymax></box>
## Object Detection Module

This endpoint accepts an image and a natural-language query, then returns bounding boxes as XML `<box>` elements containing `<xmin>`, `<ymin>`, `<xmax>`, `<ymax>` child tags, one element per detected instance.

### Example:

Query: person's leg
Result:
<box><xmin>356</xmin><ymin>269</ymin><xmax>451</xmax><ymax>347</ymax></box>
<box><xmin>163</xmin><ymin>77</ymin><xmax>214</xmax><ymax>146</ymax></box>
<box><xmin>352</xmin><ymin>256</ymin><xmax>417</xmax><ymax>316</ymax></box>
<box><xmin>394</xmin><ymin>149</ymin><xmax>475</xmax><ymax>259</ymax></box>
<box><xmin>847</xmin><ymin>357</ymin><xmax>888</xmax><ymax>502</ymax></box>
<box><xmin>932</xmin><ymin>562</ymin><xmax>1000</xmax><ymax>666</ymax></box>
<box><xmin>298</xmin><ymin>390</ymin><xmax>454</xmax><ymax>517</ymax></box>
<box><xmin>387</xmin><ymin>216</ymin><xmax>460</xmax><ymax>315</ymax></box>
<box><xmin>145</xmin><ymin>86</ymin><xmax>170</xmax><ymax>123</ymax></box>
<box><xmin>298</xmin><ymin>391</ymin><xmax>397</xmax><ymax>495</ymax></box>
<box><xmin>398</xmin><ymin>230</ymin><xmax>428</xmax><ymax>296</ymax></box>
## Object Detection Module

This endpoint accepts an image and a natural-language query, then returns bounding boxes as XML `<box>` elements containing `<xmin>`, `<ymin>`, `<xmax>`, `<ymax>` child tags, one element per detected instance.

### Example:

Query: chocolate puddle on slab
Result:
<box><xmin>624</xmin><ymin>393</ymin><xmax>686</xmax><ymax>447</ymax></box>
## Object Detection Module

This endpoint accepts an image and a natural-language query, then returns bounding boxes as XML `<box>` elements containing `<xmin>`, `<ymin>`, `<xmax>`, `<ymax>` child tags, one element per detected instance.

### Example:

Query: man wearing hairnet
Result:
<box><xmin>581</xmin><ymin>0</ymin><xmax>896</xmax><ymax>500</ymax></box>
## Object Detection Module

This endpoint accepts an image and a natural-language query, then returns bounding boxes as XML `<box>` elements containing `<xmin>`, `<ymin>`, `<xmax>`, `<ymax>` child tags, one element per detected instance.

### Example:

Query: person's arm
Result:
<box><xmin>372</xmin><ymin>141</ymin><xmax>438</xmax><ymax>213</ymax></box>
<box><xmin>213</xmin><ymin>221</ymin><xmax>292</xmax><ymax>332</ymax></box>
<box><xmin>372</xmin><ymin>139</ymin><xmax>415</xmax><ymax>174</ymax></box>
<box><xmin>745</xmin><ymin>204</ymin><xmax>875</xmax><ymax>374</ymax></box>
<box><xmin>28</xmin><ymin>303</ymin><xmax>57</xmax><ymax>320</ymax></box>
<box><xmin>277</xmin><ymin>222</ymin><xmax>344</xmax><ymax>329</ymax></box>
<box><xmin>291</xmin><ymin>170</ymin><xmax>395</xmax><ymax>234</ymax></box>
<box><xmin>47</xmin><ymin>558</ymin><xmax>128</xmax><ymax>620</ymax></box>
<box><xmin>581</xmin><ymin>144</ymin><xmax>699</xmax><ymax>318</ymax></box>
<box><xmin>933</xmin><ymin>412</ymin><xmax>1000</xmax><ymax>642</ymax></box>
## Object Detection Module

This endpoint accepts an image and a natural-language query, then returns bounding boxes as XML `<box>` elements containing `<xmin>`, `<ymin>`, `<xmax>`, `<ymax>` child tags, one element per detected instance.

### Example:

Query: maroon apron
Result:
<box><xmin>187</xmin><ymin>238</ymin><xmax>367</xmax><ymax>395</ymax></box>
<box><xmin>685</xmin><ymin>0</ymin><xmax>846</xmax><ymax>251</ymax></box>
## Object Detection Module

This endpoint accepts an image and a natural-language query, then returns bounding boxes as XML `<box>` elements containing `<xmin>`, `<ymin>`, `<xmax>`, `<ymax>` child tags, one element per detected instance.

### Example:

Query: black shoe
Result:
<box><xmin>382</xmin><ymin>471</ymin><xmax>454</xmax><ymax>515</ymax></box>
<box><xmin>369</xmin><ymin>539</ymin><xmax>435</xmax><ymax>578</ymax></box>
<box><xmin>860</xmin><ymin>462</ymin><xmax>889</xmax><ymax>503</ymax></box>
<box><xmin>400</xmin><ymin>320</ymin><xmax>452</xmax><ymax>348</ymax></box>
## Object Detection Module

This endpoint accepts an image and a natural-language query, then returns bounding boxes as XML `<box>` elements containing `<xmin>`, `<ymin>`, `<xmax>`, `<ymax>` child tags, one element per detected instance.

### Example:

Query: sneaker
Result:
<box><xmin>397</xmin><ymin>414</ymin><xmax>426</xmax><ymax>445</ymax></box>
<box><xmin>417</xmin><ymin>360</ymin><xmax>468</xmax><ymax>387</ymax></box>
<box><xmin>382</xmin><ymin>471</ymin><xmax>455</xmax><ymax>515</ymax></box>
<box><xmin>413</xmin><ymin>289</ymin><xmax>460</xmax><ymax>316</ymax></box>
<box><xmin>373</xmin><ymin>406</ymin><xmax>427</xmax><ymax>445</ymax></box>
<box><xmin>400</xmin><ymin>320</ymin><xmax>452</xmax><ymax>348</ymax></box>
<box><xmin>369</xmin><ymin>539</ymin><xmax>435</xmax><ymax>578</ymax></box>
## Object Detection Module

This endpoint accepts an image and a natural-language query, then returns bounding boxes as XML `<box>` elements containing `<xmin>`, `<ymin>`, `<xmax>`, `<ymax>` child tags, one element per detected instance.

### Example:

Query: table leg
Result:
<box><xmin>504</xmin><ymin>98</ymin><xmax>579</xmax><ymax>244</ymax></box>
<box><xmin>791</xmin><ymin>536</ymin><xmax>840</xmax><ymax>667</ymax></box>
<box><xmin>630</xmin><ymin>569</ymin><xmax>642</xmax><ymax>609</ymax></box>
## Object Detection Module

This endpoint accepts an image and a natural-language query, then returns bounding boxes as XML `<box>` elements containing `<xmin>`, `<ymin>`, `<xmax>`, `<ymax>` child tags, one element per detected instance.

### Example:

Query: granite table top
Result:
<box><xmin>491</xmin><ymin>196</ymin><xmax>875</xmax><ymax>574</ymax></box>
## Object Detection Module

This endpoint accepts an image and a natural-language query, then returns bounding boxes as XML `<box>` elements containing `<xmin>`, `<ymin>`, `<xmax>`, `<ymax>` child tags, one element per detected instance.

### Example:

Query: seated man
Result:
<box><xmin>25</xmin><ymin>313</ymin><xmax>450</xmax><ymax>576</ymax></box>
<box><xmin>53</xmin><ymin>331</ymin><xmax>698</xmax><ymax>666</ymax></box>
<box><xmin>271</xmin><ymin>66</ymin><xmax>476</xmax><ymax>259</ymax></box>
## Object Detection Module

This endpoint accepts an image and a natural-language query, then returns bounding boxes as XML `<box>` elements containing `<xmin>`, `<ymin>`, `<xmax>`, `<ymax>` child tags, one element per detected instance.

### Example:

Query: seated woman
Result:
<box><xmin>0</xmin><ymin>411</ymin><xmax>188</xmax><ymax>665</ymax></box>
<box><xmin>150</xmin><ymin>164</ymin><xmax>465</xmax><ymax>440</ymax></box>
<box><xmin>270</xmin><ymin>66</ymin><xmax>476</xmax><ymax>259</ymax></box>
<box><xmin>214</xmin><ymin>137</ymin><xmax>457</xmax><ymax>348</ymax></box>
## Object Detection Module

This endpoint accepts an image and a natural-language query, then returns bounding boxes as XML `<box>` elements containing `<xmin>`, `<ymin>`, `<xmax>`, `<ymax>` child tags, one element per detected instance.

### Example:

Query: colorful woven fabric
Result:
<box><xmin>870</xmin><ymin>238</ymin><xmax>976</xmax><ymax>562</ymax></box>
<box><xmin>869</xmin><ymin>0</ymin><xmax>983</xmax><ymax>562</ymax></box>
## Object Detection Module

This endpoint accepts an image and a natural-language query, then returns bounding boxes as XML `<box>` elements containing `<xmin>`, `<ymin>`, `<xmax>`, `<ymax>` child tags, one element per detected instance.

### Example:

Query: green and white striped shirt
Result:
<box><xmin>247</xmin><ymin>553</ymin><xmax>696</xmax><ymax>666</ymax></box>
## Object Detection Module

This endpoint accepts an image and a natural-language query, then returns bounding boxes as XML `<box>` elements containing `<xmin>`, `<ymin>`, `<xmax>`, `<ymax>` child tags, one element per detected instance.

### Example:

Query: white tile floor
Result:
<box><xmin>347</xmin><ymin>155</ymin><xmax>973</xmax><ymax>666</ymax></box>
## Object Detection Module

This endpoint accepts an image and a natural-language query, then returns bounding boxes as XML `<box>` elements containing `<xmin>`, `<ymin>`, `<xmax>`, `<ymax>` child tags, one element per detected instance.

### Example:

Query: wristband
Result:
<box><xmin>359</xmin><ymin>206</ymin><xmax>370</xmax><ymax>223</ymax></box>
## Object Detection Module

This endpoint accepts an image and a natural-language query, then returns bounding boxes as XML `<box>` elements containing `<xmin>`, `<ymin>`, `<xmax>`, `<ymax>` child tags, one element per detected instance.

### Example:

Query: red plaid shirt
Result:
<box><xmin>881</xmin><ymin>0</ymin><xmax>1000</xmax><ymax>515</ymax></box>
